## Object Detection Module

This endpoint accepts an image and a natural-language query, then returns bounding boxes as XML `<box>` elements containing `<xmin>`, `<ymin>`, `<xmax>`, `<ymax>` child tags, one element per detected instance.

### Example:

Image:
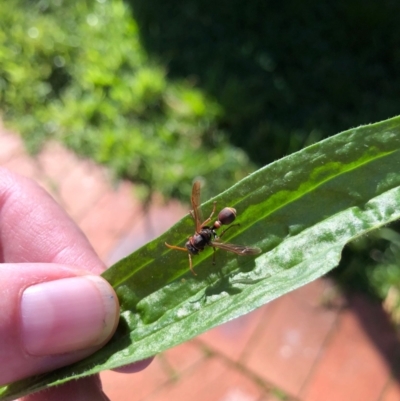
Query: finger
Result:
<box><xmin>21</xmin><ymin>376</ymin><xmax>110</xmax><ymax>401</ymax></box>
<box><xmin>112</xmin><ymin>358</ymin><xmax>153</xmax><ymax>373</ymax></box>
<box><xmin>0</xmin><ymin>167</ymin><xmax>105</xmax><ymax>273</ymax></box>
<box><xmin>0</xmin><ymin>168</ymin><xmax>150</xmax><ymax>398</ymax></box>
<box><xmin>0</xmin><ymin>264</ymin><xmax>119</xmax><ymax>386</ymax></box>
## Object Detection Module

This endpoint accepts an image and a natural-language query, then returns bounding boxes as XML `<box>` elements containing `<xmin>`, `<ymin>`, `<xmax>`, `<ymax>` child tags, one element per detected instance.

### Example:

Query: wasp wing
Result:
<box><xmin>191</xmin><ymin>181</ymin><xmax>203</xmax><ymax>232</ymax></box>
<box><xmin>210</xmin><ymin>241</ymin><xmax>261</xmax><ymax>256</ymax></box>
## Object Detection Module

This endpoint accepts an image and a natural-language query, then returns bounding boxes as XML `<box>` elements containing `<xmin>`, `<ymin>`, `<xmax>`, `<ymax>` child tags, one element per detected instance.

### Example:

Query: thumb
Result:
<box><xmin>0</xmin><ymin>263</ymin><xmax>119</xmax><ymax>386</ymax></box>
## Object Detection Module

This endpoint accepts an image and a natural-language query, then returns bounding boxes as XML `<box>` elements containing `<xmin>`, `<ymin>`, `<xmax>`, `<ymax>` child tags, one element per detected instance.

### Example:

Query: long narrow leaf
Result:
<box><xmin>1</xmin><ymin>116</ymin><xmax>400</xmax><ymax>400</ymax></box>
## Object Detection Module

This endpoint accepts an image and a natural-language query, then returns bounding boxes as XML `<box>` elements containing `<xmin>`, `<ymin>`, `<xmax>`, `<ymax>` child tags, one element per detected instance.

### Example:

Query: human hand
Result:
<box><xmin>0</xmin><ymin>168</ymin><xmax>149</xmax><ymax>401</ymax></box>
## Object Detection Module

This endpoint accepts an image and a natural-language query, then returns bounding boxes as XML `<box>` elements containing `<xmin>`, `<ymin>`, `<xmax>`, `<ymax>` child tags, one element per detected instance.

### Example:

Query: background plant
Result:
<box><xmin>0</xmin><ymin>0</ymin><xmax>253</xmax><ymax>201</ymax></box>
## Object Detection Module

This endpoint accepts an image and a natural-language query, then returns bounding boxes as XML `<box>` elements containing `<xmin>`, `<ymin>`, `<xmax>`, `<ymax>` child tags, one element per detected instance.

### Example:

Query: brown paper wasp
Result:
<box><xmin>165</xmin><ymin>181</ymin><xmax>261</xmax><ymax>275</ymax></box>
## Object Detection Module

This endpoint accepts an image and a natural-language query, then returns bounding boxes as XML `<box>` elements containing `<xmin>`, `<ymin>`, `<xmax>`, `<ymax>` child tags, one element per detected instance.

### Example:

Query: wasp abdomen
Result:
<box><xmin>217</xmin><ymin>207</ymin><xmax>237</xmax><ymax>225</ymax></box>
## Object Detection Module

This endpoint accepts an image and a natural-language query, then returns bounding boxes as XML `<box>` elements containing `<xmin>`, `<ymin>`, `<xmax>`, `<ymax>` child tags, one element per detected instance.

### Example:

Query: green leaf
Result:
<box><xmin>2</xmin><ymin>116</ymin><xmax>400</xmax><ymax>399</ymax></box>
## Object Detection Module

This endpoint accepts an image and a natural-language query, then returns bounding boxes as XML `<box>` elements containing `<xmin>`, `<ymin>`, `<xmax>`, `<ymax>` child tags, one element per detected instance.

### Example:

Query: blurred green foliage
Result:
<box><xmin>333</xmin><ymin>224</ymin><xmax>400</xmax><ymax>328</ymax></box>
<box><xmin>335</xmin><ymin>226</ymin><xmax>400</xmax><ymax>298</ymax></box>
<box><xmin>0</xmin><ymin>0</ymin><xmax>253</xmax><ymax>200</ymax></box>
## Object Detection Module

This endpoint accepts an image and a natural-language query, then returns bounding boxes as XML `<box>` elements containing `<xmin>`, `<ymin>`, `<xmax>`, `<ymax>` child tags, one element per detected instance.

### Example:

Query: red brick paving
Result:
<box><xmin>1</xmin><ymin>126</ymin><xmax>399</xmax><ymax>401</ymax></box>
<box><xmin>57</xmin><ymin>160</ymin><xmax>110</xmax><ymax>221</ymax></box>
<box><xmin>195</xmin><ymin>364</ymin><xmax>265</xmax><ymax>401</ymax></box>
<box><xmin>142</xmin><ymin>356</ymin><xmax>269</xmax><ymax>401</ymax></box>
<box><xmin>36</xmin><ymin>141</ymin><xmax>79</xmax><ymax>180</ymax></box>
<box><xmin>0</xmin><ymin>125</ymin><xmax>24</xmax><ymax>163</ymax></box>
<box><xmin>300</xmin><ymin>295</ymin><xmax>400</xmax><ymax>401</ymax></box>
<box><xmin>242</xmin><ymin>280</ymin><xmax>339</xmax><ymax>397</ymax></box>
<box><xmin>2</xmin><ymin>152</ymin><xmax>41</xmax><ymax>180</ymax></box>
<box><xmin>197</xmin><ymin>303</ymin><xmax>269</xmax><ymax>362</ymax></box>
<box><xmin>162</xmin><ymin>341</ymin><xmax>206</xmax><ymax>373</ymax></box>
<box><xmin>106</xmin><ymin>196</ymin><xmax>187</xmax><ymax>265</ymax></box>
<box><xmin>78</xmin><ymin>181</ymin><xmax>142</xmax><ymax>260</ymax></box>
<box><xmin>101</xmin><ymin>357</ymin><xmax>170</xmax><ymax>401</ymax></box>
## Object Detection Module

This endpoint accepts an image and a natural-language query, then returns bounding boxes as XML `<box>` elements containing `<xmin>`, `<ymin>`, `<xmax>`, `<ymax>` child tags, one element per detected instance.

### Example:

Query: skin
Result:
<box><xmin>0</xmin><ymin>168</ymin><xmax>151</xmax><ymax>400</ymax></box>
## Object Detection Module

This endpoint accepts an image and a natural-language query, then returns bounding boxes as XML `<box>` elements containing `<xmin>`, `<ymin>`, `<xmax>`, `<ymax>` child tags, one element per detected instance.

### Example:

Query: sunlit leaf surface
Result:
<box><xmin>2</xmin><ymin>116</ymin><xmax>400</xmax><ymax>400</ymax></box>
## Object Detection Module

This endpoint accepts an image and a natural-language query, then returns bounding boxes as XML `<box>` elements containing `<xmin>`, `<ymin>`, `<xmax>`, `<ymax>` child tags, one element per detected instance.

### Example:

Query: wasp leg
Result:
<box><xmin>218</xmin><ymin>223</ymin><xmax>240</xmax><ymax>238</ymax></box>
<box><xmin>201</xmin><ymin>201</ymin><xmax>217</xmax><ymax>227</ymax></box>
<box><xmin>166</xmin><ymin>242</ymin><xmax>197</xmax><ymax>275</ymax></box>
<box><xmin>165</xmin><ymin>242</ymin><xmax>188</xmax><ymax>252</ymax></box>
<box><xmin>188</xmin><ymin>253</ymin><xmax>197</xmax><ymax>276</ymax></box>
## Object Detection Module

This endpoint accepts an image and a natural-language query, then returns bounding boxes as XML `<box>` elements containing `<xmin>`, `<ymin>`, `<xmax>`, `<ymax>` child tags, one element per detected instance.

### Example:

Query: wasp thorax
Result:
<box><xmin>218</xmin><ymin>207</ymin><xmax>237</xmax><ymax>225</ymax></box>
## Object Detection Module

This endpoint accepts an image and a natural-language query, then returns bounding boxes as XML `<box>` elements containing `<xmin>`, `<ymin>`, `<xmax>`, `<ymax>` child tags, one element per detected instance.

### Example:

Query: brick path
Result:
<box><xmin>1</xmin><ymin>123</ymin><xmax>400</xmax><ymax>401</ymax></box>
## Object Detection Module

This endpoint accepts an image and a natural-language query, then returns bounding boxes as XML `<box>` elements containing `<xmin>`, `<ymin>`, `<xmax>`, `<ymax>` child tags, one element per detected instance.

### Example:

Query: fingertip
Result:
<box><xmin>111</xmin><ymin>358</ymin><xmax>154</xmax><ymax>374</ymax></box>
<box><xmin>21</xmin><ymin>275</ymin><xmax>119</xmax><ymax>356</ymax></box>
